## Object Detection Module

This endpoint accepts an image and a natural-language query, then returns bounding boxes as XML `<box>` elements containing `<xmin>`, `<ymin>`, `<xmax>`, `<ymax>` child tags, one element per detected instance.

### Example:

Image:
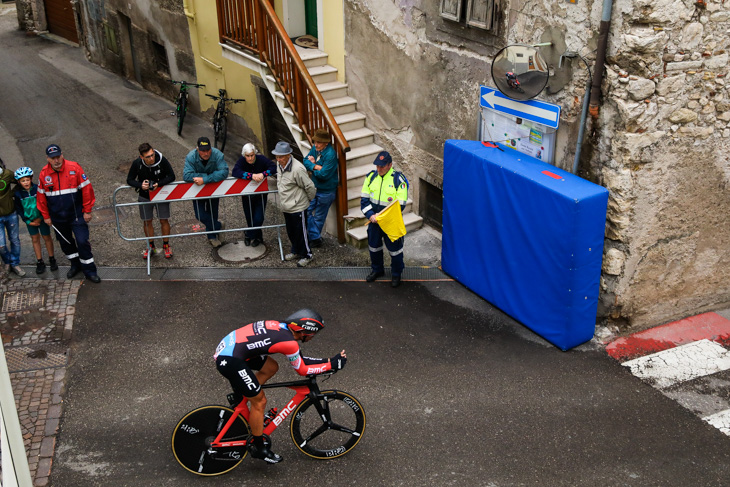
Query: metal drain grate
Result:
<box><xmin>4</xmin><ymin>343</ymin><xmax>68</xmax><ymax>372</ymax></box>
<box><xmin>2</xmin><ymin>290</ymin><xmax>46</xmax><ymax>312</ymax></box>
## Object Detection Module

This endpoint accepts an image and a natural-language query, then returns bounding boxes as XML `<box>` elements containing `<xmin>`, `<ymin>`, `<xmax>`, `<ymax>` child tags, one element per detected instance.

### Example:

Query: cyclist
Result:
<box><xmin>213</xmin><ymin>309</ymin><xmax>347</xmax><ymax>464</ymax></box>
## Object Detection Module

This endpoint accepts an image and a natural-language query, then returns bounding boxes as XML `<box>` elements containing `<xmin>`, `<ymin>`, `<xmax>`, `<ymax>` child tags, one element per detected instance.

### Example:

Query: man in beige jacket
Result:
<box><xmin>272</xmin><ymin>141</ymin><xmax>316</xmax><ymax>267</ymax></box>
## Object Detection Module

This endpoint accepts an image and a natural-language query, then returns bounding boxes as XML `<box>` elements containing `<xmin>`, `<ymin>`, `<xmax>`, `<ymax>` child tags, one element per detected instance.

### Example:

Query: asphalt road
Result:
<box><xmin>50</xmin><ymin>280</ymin><xmax>730</xmax><ymax>486</ymax></box>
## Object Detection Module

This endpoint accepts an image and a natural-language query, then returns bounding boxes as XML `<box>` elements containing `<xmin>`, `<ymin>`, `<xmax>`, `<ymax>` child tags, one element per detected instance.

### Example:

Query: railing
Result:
<box><xmin>215</xmin><ymin>0</ymin><xmax>351</xmax><ymax>243</ymax></box>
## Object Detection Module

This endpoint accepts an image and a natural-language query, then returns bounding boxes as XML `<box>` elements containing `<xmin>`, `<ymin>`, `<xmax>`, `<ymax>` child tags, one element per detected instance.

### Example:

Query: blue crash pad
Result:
<box><xmin>441</xmin><ymin>140</ymin><xmax>609</xmax><ymax>350</ymax></box>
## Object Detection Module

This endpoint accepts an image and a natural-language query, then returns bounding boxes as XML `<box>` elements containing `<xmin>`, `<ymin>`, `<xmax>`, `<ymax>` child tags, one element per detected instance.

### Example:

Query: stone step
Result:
<box><xmin>344</xmin><ymin>142</ymin><xmax>381</xmax><ymax>166</ymax></box>
<box><xmin>317</xmin><ymin>81</ymin><xmax>349</xmax><ymax>101</ymax></box>
<box><xmin>296</xmin><ymin>47</ymin><xmax>328</xmax><ymax>68</ymax></box>
<box><xmin>334</xmin><ymin>111</ymin><xmax>366</xmax><ymax>132</ymax></box>
<box><xmin>326</xmin><ymin>96</ymin><xmax>358</xmax><ymax>116</ymax></box>
<box><xmin>342</xmin><ymin>126</ymin><xmax>375</xmax><ymax>149</ymax></box>
<box><xmin>308</xmin><ymin>64</ymin><xmax>338</xmax><ymax>84</ymax></box>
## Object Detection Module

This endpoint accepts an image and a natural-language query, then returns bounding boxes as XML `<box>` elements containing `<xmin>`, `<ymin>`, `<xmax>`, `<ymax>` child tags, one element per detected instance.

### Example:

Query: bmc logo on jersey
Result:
<box><xmin>246</xmin><ymin>338</ymin><xmax>271</xmax><ymax>350</ymax></box>
<box><xmin>253</xmin><ymin>321</ymin><xmax>266</xmax><ymax>335</ymax></box>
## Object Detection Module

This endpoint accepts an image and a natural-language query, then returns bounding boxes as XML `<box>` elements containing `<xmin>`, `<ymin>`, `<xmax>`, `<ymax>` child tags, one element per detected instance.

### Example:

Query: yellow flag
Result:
<box><xmin>375</xmin><ymin>201</ymin><xmax>407</xmax><ymax>241</ymax></box>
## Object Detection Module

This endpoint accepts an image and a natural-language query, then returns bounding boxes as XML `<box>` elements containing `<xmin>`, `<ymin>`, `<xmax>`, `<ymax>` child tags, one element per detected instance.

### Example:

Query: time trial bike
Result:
<box><xmin>171</xmin><ymin>370</ymin><xmax>366</xmax><ymax>476</ymax></box>
<box><xmin>205</xmin><ymin>89</ymin><xmax>245</xmax><ymax>151</ymax></box>
<box><xmin>170</xmin><ymin>79</ymin><xmax>205</xmax><ymax>136</ymax></box>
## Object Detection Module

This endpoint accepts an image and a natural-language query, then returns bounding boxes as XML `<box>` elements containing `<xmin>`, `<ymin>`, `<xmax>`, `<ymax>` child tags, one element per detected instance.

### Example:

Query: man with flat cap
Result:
<box><xmin>183</xmin><ymin>137</ymin><xmax>229</xmax><ymax>248</ymax></box>
<box><xmin>37</xmin><ymin>144</ymin><xmax>101</xmax><ymax>283</ymax></box>
<box><xmin>272</xmin><ymin>141</ymin><xmax>316</xmax><ymax>267</ymax></box>
<box><xmin>360</xmin><ymin>151</ymin><xmax>409</xmax><ymax>287</ymax></box>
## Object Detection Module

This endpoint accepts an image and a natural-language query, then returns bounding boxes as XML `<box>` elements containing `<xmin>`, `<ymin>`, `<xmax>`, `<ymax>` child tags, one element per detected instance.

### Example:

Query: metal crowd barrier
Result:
<box><xmin>112</xmin><ymin>177</ymin><xmax>286</xmax><ymax>275</ymax></box>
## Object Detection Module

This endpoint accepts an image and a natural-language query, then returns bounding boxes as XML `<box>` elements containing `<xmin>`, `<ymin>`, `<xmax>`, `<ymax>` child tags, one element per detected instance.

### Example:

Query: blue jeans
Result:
<box><xmin>306</xmin><ymin>191</ymin><xmax>336</xmax><ymax>241</ymax></box>
<box><xmin>193</xmin><ymin>198</ymin><xmax>221</xmax><ymax>240</ymax></box>
<box><xmin>0</xmin><ymin>213</ymin><xmax>21</xmax><ymax>266</ymax></box>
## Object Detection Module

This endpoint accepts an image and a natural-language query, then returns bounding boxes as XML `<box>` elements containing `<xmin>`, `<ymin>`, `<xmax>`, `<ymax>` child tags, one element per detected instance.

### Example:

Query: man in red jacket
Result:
<box><xmin>36</xmin><ymin>144</ymin><xmax>100</xmax><ymax>283</ymax></box>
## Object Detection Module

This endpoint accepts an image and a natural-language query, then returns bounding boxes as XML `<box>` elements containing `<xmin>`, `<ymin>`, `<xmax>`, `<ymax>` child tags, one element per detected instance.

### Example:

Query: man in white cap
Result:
<box><xmin>271</xmin><ymin>141</ymin><xmax>315</xmax><ymax>267</ymax></box>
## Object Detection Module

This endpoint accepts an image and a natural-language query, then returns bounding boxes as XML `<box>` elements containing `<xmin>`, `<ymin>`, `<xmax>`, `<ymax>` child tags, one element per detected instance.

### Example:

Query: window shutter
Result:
<box><xmin>440</xmin><ymin>0</ymin><xmax>463</xmax><ymax>21</ymax></box>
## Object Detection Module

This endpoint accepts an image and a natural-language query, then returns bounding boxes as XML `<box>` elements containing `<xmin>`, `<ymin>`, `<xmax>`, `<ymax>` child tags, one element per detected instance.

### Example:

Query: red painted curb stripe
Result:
<box><xmin>606</xmin><ymin>312</ymin><xmax>730</xmax><ymax>362</ymax></box>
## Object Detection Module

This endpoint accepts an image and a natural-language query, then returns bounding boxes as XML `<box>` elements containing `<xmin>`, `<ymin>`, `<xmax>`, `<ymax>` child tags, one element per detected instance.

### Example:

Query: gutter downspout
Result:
<box><xmin>589</xmin><ymin>0</ymin><xmax>614</xmax><ymax>119</ymax></box>
<box><xmin>183</xmin><ymin>0</ymin><xmax>195</xmax><ymax>20</ymax></box>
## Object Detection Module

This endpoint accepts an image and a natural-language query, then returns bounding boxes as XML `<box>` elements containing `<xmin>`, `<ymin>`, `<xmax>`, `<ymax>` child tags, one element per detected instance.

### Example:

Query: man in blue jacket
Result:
<box><xmin>183</xmin><ymin>137</ymin><xmax>229</xmax><ymax>248</ymax></box>
<box><xmin>301</xmin><ymin>128</ymin><xmax>338</xmax><ymax>247</ymax></box>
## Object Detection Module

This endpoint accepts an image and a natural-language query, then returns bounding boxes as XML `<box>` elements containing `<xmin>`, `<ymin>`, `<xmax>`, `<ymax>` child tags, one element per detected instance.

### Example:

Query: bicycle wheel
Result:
<box><xmin>177</xmin><ymin>94</ymin><xmax>187</xmax><ymax>136</ymax></box>
<box><xmin>217</xmin><ymin>116</ymin><xmax>228</xmax><ymax>152</ymax></box>
<box><xmin>290</xmin><ymin>390</ymin><xmax>365</xmax><ymax>459</ymax></box>
<box><xmin>171</xmin><ymin>405</ymin><xmax>250</xmax><ymax>476</ymax></box>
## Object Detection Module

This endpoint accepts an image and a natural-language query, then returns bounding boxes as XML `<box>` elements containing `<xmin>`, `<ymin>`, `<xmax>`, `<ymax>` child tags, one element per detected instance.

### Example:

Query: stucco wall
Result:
<box><xmin>344</xmin><ymin>0</ymin><xmax>730</xmax><ymax>330</ymax></box>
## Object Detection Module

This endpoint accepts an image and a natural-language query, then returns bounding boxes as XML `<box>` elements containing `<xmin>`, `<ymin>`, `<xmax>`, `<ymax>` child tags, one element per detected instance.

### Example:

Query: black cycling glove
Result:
<box><xmin>330</xmin><ymin>353</ymin><xmax>347</xmax><ymax>371</ymax></box>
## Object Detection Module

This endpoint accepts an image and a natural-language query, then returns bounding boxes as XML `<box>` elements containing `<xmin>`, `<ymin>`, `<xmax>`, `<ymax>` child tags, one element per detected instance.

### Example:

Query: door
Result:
<box><xmin>45</xmin><ymin>0</ymin><xmax>79</xmax><ymax>43</ymax></box>
<box><xmin>304</xmin><ymin>0</ymin><xmax>317</xmax><ymax>38</ymax></box>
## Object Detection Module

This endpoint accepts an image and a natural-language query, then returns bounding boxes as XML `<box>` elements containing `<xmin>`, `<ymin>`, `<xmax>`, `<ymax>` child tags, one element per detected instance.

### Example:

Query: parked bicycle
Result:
<box><xmin>205</xmin><ymin>89</ymin><xmax>245</xmax><ymax>152</ymax></box>
<box><xmin>170</xmin><ymin>79</ymin><xmax>205</xmax><ymax>136</ymax></box>
<box><xmin>171</xmin><ymin>370</ymin><xmax>365</xmax><ymax>475</ymax></box>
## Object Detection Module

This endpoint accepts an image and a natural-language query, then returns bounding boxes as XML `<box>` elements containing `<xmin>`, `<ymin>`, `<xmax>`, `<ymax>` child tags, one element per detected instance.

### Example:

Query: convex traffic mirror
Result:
<box><xmin>491</xmin><ymin>44</ymin><xmax>549</xmax><ymax>101</ymax></box>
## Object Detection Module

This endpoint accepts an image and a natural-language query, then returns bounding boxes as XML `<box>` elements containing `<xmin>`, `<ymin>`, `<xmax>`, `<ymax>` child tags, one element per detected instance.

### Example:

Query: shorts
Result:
<box><xmin>138</xmin><ymin>197</ymin><xmax>171</xmax><ymax>221</ymax></box>
<box><xmin>216</xmin><ymin>355</ymin><xmax>267</xmax><ymax>398</ymax></box>
<box><xmin>26</xmin><ymin>220</ymin><xmax>51</xmax><ymax>237</ymax></box>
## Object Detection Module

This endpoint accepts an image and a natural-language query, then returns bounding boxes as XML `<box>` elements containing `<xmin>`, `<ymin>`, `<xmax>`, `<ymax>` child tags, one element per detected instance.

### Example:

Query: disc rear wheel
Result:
<box><xmin>171</xmin><ymin>405</ymin><xmax>250</xmax><ymax>476</ymax></box>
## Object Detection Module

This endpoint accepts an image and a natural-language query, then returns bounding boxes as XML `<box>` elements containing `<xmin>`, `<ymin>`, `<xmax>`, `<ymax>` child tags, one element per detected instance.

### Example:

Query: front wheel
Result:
<box><xmin>177</xmin><ymin>94</ymin><xmax>188</xmax><ymax>136</ymax></box>
<box><xmin>214</xmin><ymin>115</ymin><xmax>228</xmax><ymax>151</ymax></box>
<box><xmin>171</xmin><ymin>405</ymin><xmax>250</xmax><ymax>476</ymax></box>
<box><xmin>290</xmin><ymin>390</ymin><xmax>366</xmax><ymax>459</ymax></box>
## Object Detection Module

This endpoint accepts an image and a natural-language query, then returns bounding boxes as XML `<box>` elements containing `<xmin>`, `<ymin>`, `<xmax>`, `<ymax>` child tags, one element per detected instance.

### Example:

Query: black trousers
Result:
<box><xmin>53</xmin><ymin>218</ymin><xmax>97</xmax><ymax>275</ymax></box>
<box><xmin>283</xmin><ymin>210</ymin><xmax>311</xmax><ymax>258</ymax></box>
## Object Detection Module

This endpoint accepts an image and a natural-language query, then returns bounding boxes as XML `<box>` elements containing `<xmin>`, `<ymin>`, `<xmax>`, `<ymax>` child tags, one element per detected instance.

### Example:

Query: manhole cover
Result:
<box><xmin>216</xmin><ymin>240</ymin><xmax>268</xmax><ymax>263</ymax></box>
<box><xmin>4</xmin><ymin>343</ymin><xmax>68</xmax><ymax>372</ymax></box>
<box><xmin>171</xmin><ymin>219</ymin><xmax>207</xmax><ymax>234</ymax></box>
<box><xmin>89</xmin><ymin>205</ymin><xmax>127</xmax><ymax>225</ymax></box>
<box><xmin>2</xmin><ymin>290</ymin><xmax>45</xmax><ymax>312</ymax></box>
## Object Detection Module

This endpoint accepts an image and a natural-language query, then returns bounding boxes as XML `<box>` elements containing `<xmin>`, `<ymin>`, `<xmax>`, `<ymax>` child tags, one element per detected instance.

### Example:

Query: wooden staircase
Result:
<box><xmin>260</xmin><ymin>46</ymin><xmax>423</xmax><ymax>248</ymax></box>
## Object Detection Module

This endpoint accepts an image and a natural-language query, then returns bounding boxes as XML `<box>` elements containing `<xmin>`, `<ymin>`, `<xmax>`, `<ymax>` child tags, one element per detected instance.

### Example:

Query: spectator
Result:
<box><xmin>271</xmin><ymin>141</ymin><xmax>316</xmax><ymax>267</ymax></box>
<box><xmin>183</xmin><ymin>137</ymin><xmax>228</xmax><ymax>248</ymax></box>
<box><xmin>37</xmin><ymin>144</ymin><xmax>101</xmax><ymax>283</ymax></box>
<box><xmin>127</xmin><ymin>142</ymin><xmax>176</xmax><ymax>259</ymax></box>
<box><xmin>301</xmin><ymin>127</ymin><xmax>338</xmax><ymax>248</ymax></box>
<box><xmin>232</xmin><ymin>143</ymin><xmax>276</xmax><ymax>247</ymax></box>
<box><xmin>13</xmin><ymin>167</ymin><xmax>58</xmax><ymax>275</ymax></box>
<box><xmin>0</xmin><ymin>157</ymin><xmax>23</xmax><ymax>277</ymax></box>
<box><xmin>360</xmin><ymin>151</ymin><xmax>409</xmax><ymax>288</ymax></box>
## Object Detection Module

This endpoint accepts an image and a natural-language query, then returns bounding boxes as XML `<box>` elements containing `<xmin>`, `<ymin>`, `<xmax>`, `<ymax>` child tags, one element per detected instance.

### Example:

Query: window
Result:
<box><xmin>151</xmin><ymin>40</ymin><xmax>170</xmax><ymax>75</ymax></box>
<box><xmin>440</xmin><ymin>0</ymin><xmax>494</xmax><ymax>30</ymax></box>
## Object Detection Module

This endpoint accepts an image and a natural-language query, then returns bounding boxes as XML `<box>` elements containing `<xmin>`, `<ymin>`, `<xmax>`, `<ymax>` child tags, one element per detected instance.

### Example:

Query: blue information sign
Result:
<box><xmin>480</xmin><ymin>86</ymin><xmax>561</xmax><ymax>130</ymax></box>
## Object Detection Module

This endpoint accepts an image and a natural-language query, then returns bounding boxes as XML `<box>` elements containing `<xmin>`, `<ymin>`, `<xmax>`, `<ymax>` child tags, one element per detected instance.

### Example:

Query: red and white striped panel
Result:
<box><xmin>149</xmin><ymin>178</ymin><xmax>269</xmax><ymax>202</ymax></box>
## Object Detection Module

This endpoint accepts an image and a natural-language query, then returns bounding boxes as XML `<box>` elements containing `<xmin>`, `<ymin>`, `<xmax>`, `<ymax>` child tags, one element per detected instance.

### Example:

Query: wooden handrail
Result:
<box><xmin>215</xmin><ymin>0</ymin><xmax>351</xmax><ymax>243</ymax></box>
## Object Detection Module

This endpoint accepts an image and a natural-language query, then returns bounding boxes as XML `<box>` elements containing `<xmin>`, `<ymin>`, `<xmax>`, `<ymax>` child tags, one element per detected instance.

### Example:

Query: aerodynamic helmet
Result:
<box><xmin>285</xmin><ymin>309</ymin><xmax>324</xmax><ymax>336</ymax></box>
<box><xmin>14</xmin><ymin>167</ymin><xmax>33</xmax><ymax>180</ymax></box>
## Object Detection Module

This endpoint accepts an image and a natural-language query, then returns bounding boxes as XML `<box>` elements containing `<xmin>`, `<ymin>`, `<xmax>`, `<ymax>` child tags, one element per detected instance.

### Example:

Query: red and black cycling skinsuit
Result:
<box><xmin>214</xmin><ymin>320</ymin><xmax>333</xmax><ymax>397</ymax></box>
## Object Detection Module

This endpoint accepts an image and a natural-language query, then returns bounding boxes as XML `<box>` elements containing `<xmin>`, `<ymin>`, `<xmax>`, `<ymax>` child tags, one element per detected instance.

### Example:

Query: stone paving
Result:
<box><xmin>0</xmin><ymin>272</ymin><xmax>81</xmax><ymax>486</ymax></box>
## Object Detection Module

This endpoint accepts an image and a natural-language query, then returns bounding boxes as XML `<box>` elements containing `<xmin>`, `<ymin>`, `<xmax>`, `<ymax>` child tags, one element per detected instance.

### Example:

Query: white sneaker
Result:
<box><xmin>209</xmin><ymin>238</ymin><xmax>222</xmax><ymax>248</ymax></box>
<box><xmin>10</xmin><ymin>265</ymin><xmax>26</xmax><ymax>277</ymax></box>
<box><xmin>284</xmin><ymin>253</ymin><xmax>298</xmax><ymax>261</ymax></box>
<box><xmin>296</xmin><ymin>256</ymin><xmax>312</xmax><ymax>267</ymax></box>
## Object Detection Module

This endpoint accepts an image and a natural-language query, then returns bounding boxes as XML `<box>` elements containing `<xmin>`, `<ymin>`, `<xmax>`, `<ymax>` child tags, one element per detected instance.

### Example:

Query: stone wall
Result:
<box><xmin>76</xmin><ymin>0</ymin><xmax>195</xmax><ymax>100</ymax></box>
<box><xmin>344</xmin><ymin>0</ymin><xmax>730</xmax><ymax>330</ymax></box>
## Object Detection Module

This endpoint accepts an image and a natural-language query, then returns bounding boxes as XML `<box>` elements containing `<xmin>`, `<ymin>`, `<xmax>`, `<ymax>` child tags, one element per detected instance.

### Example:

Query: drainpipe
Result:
<box><xmin>183</xmin><ymin>0</ymin><xmax>195</xmax><ymax>20</ymax></box>
<box><xmin>589</xmin><ymin>0</ymin><xmax>614</xmax><ymax>119</ymax></box>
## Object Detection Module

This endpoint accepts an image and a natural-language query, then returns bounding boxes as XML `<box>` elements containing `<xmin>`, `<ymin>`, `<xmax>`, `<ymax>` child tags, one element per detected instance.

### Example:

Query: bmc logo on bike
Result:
<box><xmin>272</xmin><ymin>400</ymin><xmax>297</xmax><ymax>426</ymax></box>
<box><xmin>246</xmin><ymin>338</ymin><xmax>271</xmax><ymax>350</ymax></box>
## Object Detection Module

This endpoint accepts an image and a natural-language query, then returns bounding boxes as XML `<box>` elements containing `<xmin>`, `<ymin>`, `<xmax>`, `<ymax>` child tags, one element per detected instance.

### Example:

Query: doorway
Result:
<box><xmin>45</xmin><ymin>0</ymin><xmax>79</xmax><ymax>43</ymax></box>
<box><xmin>117</xmin><ymin>12</ymin><xmax>141</xmax><ymax>84</ymax></box>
